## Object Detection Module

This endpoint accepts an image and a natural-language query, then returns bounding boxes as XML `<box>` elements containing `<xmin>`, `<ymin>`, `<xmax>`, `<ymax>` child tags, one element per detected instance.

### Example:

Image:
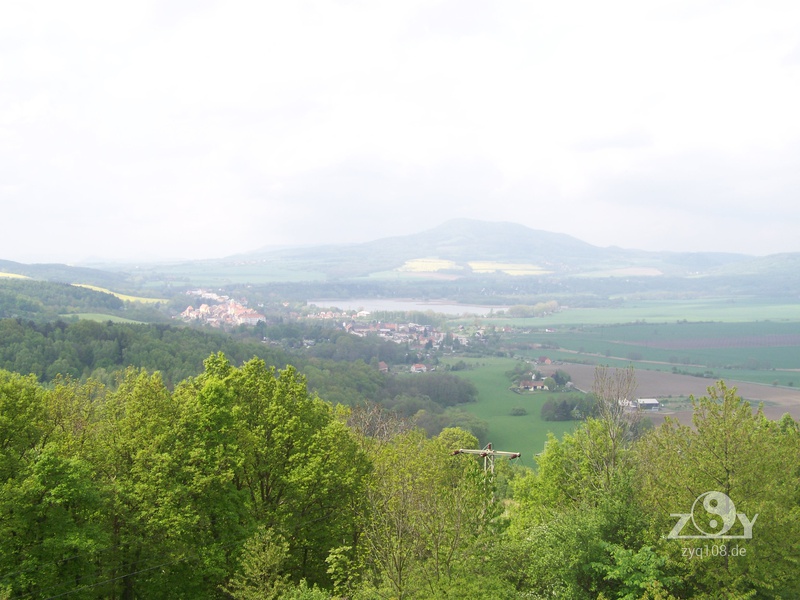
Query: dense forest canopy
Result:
<box><xmin>0</xmin><ymin>317</ymin><xmax>487</xmax><ymax>442</ymax></box>
<box><xmin>1</xmin><ymin>358</ymin><xmax>799</xmax><ymax>598</ymax></box>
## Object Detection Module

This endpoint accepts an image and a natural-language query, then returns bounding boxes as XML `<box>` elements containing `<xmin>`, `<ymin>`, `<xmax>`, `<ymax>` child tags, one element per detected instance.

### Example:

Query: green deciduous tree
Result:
<box><xmin>0</xmin><ymin>353</ymin><xmax>373</xmax><ymax>598</ymax></box>
<box><xmin>636</xmin><ymin>381</ymin><xmax>800</xmax><ymax>598</ymax></box>
<box><xmin>223</xmin><ymin>528</ymin><xmax>293</xmax><ymax>600</ymax></box>
<box><xmin>359</xmin><ymin>427</ymin><xmax>507</xmax><ymax>598</ymax></box>
<box><xmin>180</xmin><ymin>354</ymin><xmax>371</xmax><ymax>588</ymax></box>
<box><xmin>0</xmin><ymin>370</ymin><xmax>46</xmax><ymax>482</ymax></box>
<box><xmin>0</xmin><ymin>373</ymin><xmax>110</xmax><ymax>599</ymax></box>
<box><xmin>88</xmin><ymin>367</ymin><xmax>214</xmax><ymax>599</ymax></box>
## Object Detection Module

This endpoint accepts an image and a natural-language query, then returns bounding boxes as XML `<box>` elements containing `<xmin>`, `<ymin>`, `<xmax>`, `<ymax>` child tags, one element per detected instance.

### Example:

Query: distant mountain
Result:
<box><xmin>3</xmin><ymin>220</ymin><xmax>798</xmax><ymax>293</ymax></box>
<box><xmin>240</xmin><ymin>219</ymin><xmax>753</xmax><ymax>279</ymax></box>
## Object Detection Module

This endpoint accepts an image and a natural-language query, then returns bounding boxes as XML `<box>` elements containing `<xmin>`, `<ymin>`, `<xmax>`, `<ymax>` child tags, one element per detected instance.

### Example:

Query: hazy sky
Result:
<box><xmin>2</xmin><ymin>0</ymin><xmax>800</xmax><ymax>263</ymax></box>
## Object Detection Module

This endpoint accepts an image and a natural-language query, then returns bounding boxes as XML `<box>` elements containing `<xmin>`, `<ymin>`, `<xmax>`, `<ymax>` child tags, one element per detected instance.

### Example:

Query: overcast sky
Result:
<box><xmin>2</xmin><ymin>0</ymin><xmax>800</xmax><ymax>263</ymax></box>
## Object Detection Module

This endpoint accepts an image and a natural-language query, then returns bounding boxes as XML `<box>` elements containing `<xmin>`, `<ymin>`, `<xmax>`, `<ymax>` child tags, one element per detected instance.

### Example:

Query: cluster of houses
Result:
<box><xmin>517</xmin><ymin>380</ymin><xmax>549</xmax><ymax>391</ymax></box>
<box><xmin>306</xmin><ymin>309</ymin><xmax>371</xmax><ymax>320</ymax></box>
<box><xmin>306</xmin><ymin>307</ymin><xmax>488</xmax><ymax>351</ymax></box>
<box><xmin>344</xmin><ymin>320</ymin><xmax>474</xmax><ymax>349</ymax></box>
<box><xmin>178</xmin><ymin>290</ymin><xmax>265</xmax><ymax>327</ymax></box>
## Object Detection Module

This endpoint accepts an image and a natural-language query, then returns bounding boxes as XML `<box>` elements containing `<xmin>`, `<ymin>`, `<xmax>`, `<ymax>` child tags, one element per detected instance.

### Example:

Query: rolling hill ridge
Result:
<box><xmin>2</xmin><ymin>220</ymin><xmax>798</xmax><ymax>294</ymax></box>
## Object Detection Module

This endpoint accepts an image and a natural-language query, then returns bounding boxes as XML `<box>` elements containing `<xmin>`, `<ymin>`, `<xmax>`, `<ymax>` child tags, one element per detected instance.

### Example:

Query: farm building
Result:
<box><xmin>637</xmin><ymin>398</ymin><xmax>661</xmax><ymax>411</ymax></box>
<box><xmin>519</xmin><ymin>380</ymin><xmax>548</xmax><ymax>391</ymax></box>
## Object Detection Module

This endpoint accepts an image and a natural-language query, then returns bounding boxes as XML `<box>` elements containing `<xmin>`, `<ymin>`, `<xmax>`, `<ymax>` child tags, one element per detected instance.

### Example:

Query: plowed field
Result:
<box><xmin>543</xmin><ymin>363</ymin><xmax>800</xmax><ymax>426</ymax></box>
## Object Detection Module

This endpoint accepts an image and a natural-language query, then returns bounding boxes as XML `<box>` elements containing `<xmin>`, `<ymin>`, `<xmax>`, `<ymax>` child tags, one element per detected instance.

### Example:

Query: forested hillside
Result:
<box><xmin>0</xmin><ymin>318</ymin><xmax>287</xmax><ymax>386</ymax></box>
<box><xmin>0</xmin><ymin>278</ymin><xmax>174</xmax><ymax>323</ymax></box>
<box><xmin>0</xmin><ymin>280</ymin><xmax>124</xmax><ymax>320</ymax></box>
<box><xmin>1</xmin><ymin>359</ymin><xmax>799</xmax><ymax>598</ymax></box>
<box><xmin>0</xmin><ymin>318</ymin><xmax>486</xmax><ymax>442</ymax></box>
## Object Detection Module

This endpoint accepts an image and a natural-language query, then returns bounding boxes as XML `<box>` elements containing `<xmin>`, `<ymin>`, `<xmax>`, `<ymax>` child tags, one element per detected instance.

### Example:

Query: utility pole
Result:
<box><xmin>452</xmin><ymin>442</ymin><xmax>521</xmax><ymax>475</ymax></box>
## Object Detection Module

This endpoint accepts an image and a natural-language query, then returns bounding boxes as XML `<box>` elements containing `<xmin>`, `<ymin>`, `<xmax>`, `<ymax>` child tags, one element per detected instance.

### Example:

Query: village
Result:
<box><xmin>176</xmin><ymin>292</ymin><xmax>580</xmax><ymax>384</ymax></box>
<box><xmin>179</xmin><ymin>292</ymin><xmax>477</xmax><ymax>350</ymax></box>
<box><xmin>178</xmin><ymin>290</ymin><xmax>266</xmax><ymax>327</ymax></box>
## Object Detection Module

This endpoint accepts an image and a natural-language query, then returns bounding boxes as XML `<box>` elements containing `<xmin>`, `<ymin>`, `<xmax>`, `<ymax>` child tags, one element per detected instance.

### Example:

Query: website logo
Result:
<box><xmin>668</xmin><ymin>491</ymin><xmax>757</xmax><ymax>539</ymax></box>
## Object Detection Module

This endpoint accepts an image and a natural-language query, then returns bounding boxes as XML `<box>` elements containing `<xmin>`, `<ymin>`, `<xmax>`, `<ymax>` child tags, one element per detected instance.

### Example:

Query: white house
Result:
<box><xmin>637</xmin><ymin>398</ymin><xmax>661</xmax><ymax>411</ymax></box>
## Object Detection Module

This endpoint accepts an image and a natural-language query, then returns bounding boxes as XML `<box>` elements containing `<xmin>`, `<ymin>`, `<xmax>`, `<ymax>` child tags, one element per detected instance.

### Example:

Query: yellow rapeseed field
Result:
<box><xmin>397</xmin><ymin>258</ymin><xmax>463</xmax><ymax>272</ymax></box>
<box><xmin>72</xmin><ymin>284</ymin><xmax>166</xmax><ymax>304</ymax></box>
<box><xmin>467</xmin><ymin>261</ymin><xmax>550</xmax><ymax>276</ymax></box>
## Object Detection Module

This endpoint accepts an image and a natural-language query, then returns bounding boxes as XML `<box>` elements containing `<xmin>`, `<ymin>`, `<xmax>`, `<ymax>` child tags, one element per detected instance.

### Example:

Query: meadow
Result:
<box><xmin>441</xmin><ymin>356</ymin><xmax>578</xmax><ymax>464</ymax></box>
<box><xmin>441</xmin><ymin>299</ymin><xmax>800</xmax><ymax>459</ymax></box>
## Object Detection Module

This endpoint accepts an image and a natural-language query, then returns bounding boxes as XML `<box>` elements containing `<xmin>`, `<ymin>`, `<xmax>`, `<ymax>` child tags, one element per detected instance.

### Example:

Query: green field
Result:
<box><xmin>503</xmin><ymin>318</ymin><xmax>800</xmax><ymax>386</ymax></box>
<box><xmin>482</xmin><ymin>300</ymin><xmax>800</xmax><ymax>327</ymax></box>
<box><xmin>442</xmin><ymin>357</ymin><xmax>577</xmax><ymax>465</ymax></box>
<box><xmin>441</xmin><ymin>302</ymin><xmax>800</xmax><ymax>461</ymax></box>
<box><xmin>65</xmin><ymin>313</ymin><xmax>147</xmax><ymax>324</ymax></box>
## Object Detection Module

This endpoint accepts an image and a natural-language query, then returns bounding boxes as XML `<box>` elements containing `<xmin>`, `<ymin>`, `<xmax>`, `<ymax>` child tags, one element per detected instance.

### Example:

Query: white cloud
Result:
<box><xmin>1</xmin><ymin>0</ymin><xmax>799</xmax><ymax>262</ymax></box>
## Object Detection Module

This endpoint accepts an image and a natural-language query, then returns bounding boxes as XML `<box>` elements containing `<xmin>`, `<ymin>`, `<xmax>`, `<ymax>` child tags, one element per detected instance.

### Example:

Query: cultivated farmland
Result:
<box><xmin>446</xmin><ymin>311</ymin><xmax>800</xmax><ymax>457</ymax></box>
<box><xmin>540</xmin><ymin>362</ymin><xmax>800</xmax><ymax>426</ymax></box>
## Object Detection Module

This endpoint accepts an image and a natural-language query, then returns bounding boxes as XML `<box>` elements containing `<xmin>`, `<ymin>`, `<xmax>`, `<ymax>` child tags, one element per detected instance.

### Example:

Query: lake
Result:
<box><xmin>307</xmin><ymin>298</ymin><xmax>508</xmax><ymax>316</ymax></box>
